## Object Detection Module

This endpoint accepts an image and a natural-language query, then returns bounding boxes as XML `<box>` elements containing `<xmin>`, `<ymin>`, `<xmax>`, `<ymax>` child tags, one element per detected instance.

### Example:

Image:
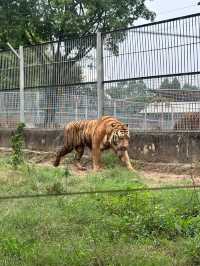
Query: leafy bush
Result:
<box><xmin>10</xmin><ymin>123</ymin><xmax>25</xmax><ymax>169</ymax></box>
<box><xmin>184</xmin><ymin>236</ymin><xmax>200</xmax><ymax>265</ymax></box>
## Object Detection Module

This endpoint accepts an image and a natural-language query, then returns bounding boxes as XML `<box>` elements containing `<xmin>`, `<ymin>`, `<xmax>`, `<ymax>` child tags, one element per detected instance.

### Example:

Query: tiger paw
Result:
<box><xmin>128</xmin><ymin>166</ymin><xmax>134</xmax><ymax>171</ymax></box>
<box><xmin>75</xmin><ymin>163</ymin><xmax>87</xmax><ymax>171</ymax></box>
<box><xmin>93</xmin><ymin>165</ymin><xmax>103</xmax><ymax>171</ymax></box>
<box><xmin>53</xmin><ymin>160</ymin><xmax>59</xmax><ymax>167</ymax></box>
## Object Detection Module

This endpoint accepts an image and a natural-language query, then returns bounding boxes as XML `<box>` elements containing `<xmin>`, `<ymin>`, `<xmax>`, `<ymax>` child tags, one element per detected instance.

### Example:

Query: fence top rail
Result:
<box><xmin>104</xmin><ymin>71</ymin><xmax>200</xmax><ymax>84</ymax></box>
<box><xmin>0</xmin><ymin>184</ymin><xmax>199</xmax><ymax>201</ymax></box>
<box><xmin>103</xmin><ymin>12</ymin><xmax>200</xmax><ymax>34</ymax></box>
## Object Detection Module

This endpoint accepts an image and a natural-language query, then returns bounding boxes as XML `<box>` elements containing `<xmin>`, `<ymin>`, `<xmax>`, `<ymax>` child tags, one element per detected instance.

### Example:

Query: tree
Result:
<box><xmin>171</xmin><ymin>78</ymin><xmax>181</xmax><ymax>90</ymax></box>
<box><xmin>160</xmin><ymin>78</ymin><xmax>181</xmax><ymax>90</ymax></box>
<box><xmin>160</xmin><ymin>78</ymin><xmax>170</xmax><ymax>90</ymax></box>
<box><xmin>0</xmin><ymin>0</ymin><xmax>155</xmax><ymax>48</ymax></box>
<box><xmin>183</xmin><ymin>83</ymin><xmax>198</xmax><ymax>90</ymax></box>
<box><xmin>106</xmin><ymin>80</ymin><xmax>150</xmax><ymax>101</ymax></box>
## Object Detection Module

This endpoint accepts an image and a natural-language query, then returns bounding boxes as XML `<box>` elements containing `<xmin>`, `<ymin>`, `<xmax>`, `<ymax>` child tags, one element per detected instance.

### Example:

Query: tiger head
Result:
<box><xmin>107</xmin><ymin>122</ymin><xmax>130</xmax><ymax>156</ymax></box>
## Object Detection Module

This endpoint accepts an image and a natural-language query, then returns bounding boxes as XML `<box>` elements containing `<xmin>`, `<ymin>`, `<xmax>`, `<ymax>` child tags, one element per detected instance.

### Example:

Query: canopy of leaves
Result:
<box><xmin>106</xmin><ymin>80</ymin><xmax>151</xmax><ymax>102</ymax></box>
<box><xmin>0</xmin><ymin>0</ymin><xmax>155</xmax><ymax>49</ymax></box>
<box><xmin>160</xmin><ymin>78</ymin><xmax>181</xmax><ymax>90</ymax></box>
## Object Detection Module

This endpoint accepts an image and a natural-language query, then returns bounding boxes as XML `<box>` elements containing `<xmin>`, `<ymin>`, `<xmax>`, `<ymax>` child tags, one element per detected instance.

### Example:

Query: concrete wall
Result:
<box><xmin>0</xmin><ymin>128</ymin><xmax>200</xmax><ymax>163</ymax></box>
<box><xmin>129</xmin><ymin>132</ymin><xmax>200</xmax><ymax>163</ymax></box>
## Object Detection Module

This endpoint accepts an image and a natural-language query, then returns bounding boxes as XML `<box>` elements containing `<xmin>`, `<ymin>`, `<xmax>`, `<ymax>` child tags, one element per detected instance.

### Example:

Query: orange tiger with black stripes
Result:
<box><xmin>53</xmin><ymin>116</ymin><xmax>133</xmax><ymax>171</ymax></box>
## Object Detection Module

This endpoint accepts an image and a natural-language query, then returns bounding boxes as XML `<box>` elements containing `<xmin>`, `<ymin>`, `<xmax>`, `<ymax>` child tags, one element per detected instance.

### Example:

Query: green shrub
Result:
<box><xmin>184</xmin><ymin>236</ymin><xmax>200</xmax><ymax>265</ymax></box>
<box><xmin>10</xmin><ymin>123</ymin><xmax>26</xmax><ymax>169</ymax></box>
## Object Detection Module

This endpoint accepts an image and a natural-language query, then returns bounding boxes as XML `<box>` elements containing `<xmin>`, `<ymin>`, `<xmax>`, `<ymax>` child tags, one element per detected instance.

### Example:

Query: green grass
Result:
<box><xmin>0</xmin><ymin>154</ymin><xmax>199</xmax><ymax>265</ymax></box>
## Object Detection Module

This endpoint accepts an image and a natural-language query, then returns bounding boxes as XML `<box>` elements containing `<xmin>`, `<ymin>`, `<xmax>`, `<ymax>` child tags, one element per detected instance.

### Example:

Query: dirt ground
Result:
<box><xmin>1</xmin><ymin>147</ymin><xmax>200</xmax><ymax>185</ymax></box>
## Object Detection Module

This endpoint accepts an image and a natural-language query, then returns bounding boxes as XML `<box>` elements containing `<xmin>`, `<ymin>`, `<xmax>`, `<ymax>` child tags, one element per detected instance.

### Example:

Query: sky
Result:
<box><xmin>136</xmin><ymin>0</ymin><xmax>200</xmax><ymax>24</ymax></box>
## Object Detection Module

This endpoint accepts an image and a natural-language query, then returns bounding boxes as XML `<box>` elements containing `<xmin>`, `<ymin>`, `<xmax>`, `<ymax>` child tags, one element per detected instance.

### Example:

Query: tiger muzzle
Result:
<box><xmin>116</xmin><ymin>146</ymin><xmax>127</xmax><ymax>157</ymax></box>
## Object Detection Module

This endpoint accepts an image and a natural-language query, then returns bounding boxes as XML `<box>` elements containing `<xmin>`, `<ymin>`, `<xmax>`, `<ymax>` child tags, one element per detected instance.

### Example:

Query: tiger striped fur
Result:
<box><xmin>53</xmin><ymin>116</ymin><xmax>133</xmax><ymax>171</ymax></box>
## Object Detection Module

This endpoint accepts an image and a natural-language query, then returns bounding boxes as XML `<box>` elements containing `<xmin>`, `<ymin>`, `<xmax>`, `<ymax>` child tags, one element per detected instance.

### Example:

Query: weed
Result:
<box><xmin>10</xmin><ymin>123</ymin><xmax>26</xmax><ymax>169</ymax></box>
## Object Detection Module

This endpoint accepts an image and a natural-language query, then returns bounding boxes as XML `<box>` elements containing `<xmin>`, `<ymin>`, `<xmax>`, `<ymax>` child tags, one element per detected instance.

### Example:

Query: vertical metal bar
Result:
<box><xmin>36</xmin><ymin>90</ymin><xmax>40</xmax><ymax>126</ymax></box>
<box><xmin>114</xmin><ymin>100</ymin><xmax>117</xmax><ymax>117</ymax></box>
<box><xmin>96</xmin><ymin>31</ymin><xmax>104</xmax><ymax>118</ymax></box>
<box><xmin>75</xmin><ymin>99</ymin><xmax>78</xmax><ymax>121</ymax></box>
<box><xmin>85</xmin><ymin>94</ymin><xmax>88</xmax><ymax>119</ymax></box>
<box><xmin>144</xmin><ymin>104</ymin><xmax>147</xmax><ymax>131</ymax></box>
<box><xmin>19</xmin><ymin>45</ymin><xmax>25</xmax><ymax>123</ymax></box>
<box><xmin>171</xmin><ymin>104</ymin><xmax>174</xmax><ymax>129</ymax></box>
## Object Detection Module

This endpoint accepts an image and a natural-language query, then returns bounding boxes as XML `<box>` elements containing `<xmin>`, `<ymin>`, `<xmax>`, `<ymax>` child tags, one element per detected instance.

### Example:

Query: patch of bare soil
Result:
<box><xmin>134</xmin><ymin>160</ymin><xmax>200</xmax><ymax>185</ymax></box>
<box><xmin>1</xmin><ymin>148</ymin><xmax>200</xmax><ymax>183</ymax></box>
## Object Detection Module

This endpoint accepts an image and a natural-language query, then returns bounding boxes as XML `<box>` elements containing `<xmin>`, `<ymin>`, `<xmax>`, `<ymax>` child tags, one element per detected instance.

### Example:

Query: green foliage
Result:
<box><xmin>0</xmin><ymin>153</ymin><xmax>200</xmax><ymax>265</ymax></box>
<box><xmin>0</xmin><ymin>0</ymin><xmax>155</xmax><ymax>48</ymax></box>
<box><xmin>171</xmin><ymin>77</ymin><xmax>181</xmax><ymax>90</ymax></box>
<box><xmin>106</xmin><ymin>80</ymin><xmax>150</xmax><ymax>101</ymax></box>
<box><xmin>10</xmin><ymin>123</ymin><xmax>26</xmax><ymax>169</ymax></box>
<box><xmin>183</xmin><ymin>83</ymin><xmax>199</xmax><ymax>90</ymax></box>
<box><xmin>184</xmin><ymin>236</ymin><xmax>200</xmax><ymax>265</ymax></box>
<box><xmin>160</xmin><ymin>78</ymin><xmax>181</xmax><ymax>90</ymax></box>
<box><xmin>160</xmin><ymin>78</ymin><xmax>171</xmax><ymax>90</ymax></box>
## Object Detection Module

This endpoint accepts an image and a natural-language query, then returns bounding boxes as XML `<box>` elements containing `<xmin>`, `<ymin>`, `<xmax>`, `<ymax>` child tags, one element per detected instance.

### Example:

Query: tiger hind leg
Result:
<box><xmin>53</xmin><ymin>146</ymin><xmax>72</xmax><ymax>167</ymax></box>
<box><xmin>92</xmin><ymin>147</ymin><xmax>103</xmax><ymax>171</ymax></box>
<box><xmin>74</xmin><ymin>145</ymin><xmax>86</xmax><ymax>171</ymax></box>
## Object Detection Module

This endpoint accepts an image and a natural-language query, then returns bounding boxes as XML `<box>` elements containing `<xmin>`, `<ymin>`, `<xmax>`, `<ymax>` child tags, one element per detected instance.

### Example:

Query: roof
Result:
<box><xmin>140</xmin><ymin>102</ymin><xmax>200</xmax><ymax>114</ymax></box>
<box><xmin>149</xmin><ymin>89</ymin><xmax>200</xmax><ymax>101</ymax></box>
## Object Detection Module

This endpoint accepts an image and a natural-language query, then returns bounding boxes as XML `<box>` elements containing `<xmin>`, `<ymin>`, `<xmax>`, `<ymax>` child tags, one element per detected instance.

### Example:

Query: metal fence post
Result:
<box><xmin>96</xmin><ymin>31</ymin><xmax>104</xmax><ymax>118</ymax></box>
<box><xmin>19</xmin><ymin>46</ymin><xmax>25</xmax><ymax>124</ymax></box>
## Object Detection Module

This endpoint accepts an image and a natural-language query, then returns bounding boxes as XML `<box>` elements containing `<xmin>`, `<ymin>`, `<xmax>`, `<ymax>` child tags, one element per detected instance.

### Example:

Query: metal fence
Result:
<box><xmin>1</xmin><ymin>13</ymin><xmax>200</xmax><ymax>130</ymax></box>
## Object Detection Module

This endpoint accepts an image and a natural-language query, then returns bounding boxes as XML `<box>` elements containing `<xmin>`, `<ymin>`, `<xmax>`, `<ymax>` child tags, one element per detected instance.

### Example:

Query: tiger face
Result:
<box><xmin>108</xmin><ymin>123</ymin><xmax>130</xmax><ymax>157</ymax></box>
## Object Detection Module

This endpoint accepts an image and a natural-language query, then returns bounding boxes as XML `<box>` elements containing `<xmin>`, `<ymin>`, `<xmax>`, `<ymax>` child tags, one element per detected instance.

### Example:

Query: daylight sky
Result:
<box><xmin>137</xmin><ymin>0</ymin><xmax>200</xmax><ymax>24</ymax></box>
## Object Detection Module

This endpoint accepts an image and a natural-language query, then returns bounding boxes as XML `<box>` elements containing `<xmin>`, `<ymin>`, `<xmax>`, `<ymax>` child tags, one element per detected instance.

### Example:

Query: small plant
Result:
<box><xmin>46</xmin><ymin>181</ymin><xmax>64</xmax><ymax>194</ymax></box>
<box><xmin>10</xmin><ymin>123</ymin><xmax>26</xmax><ymax>169</ymax></box>
<box><xmin>184</xmin><ymin>236</ymin><xmax>200</xmax><ymax>265</ymax></box>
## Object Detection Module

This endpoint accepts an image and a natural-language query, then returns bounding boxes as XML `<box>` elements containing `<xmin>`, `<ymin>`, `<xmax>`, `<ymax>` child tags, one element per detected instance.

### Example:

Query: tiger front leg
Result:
<box><xmin>53</xmin><ymin>146</ymin><xmax>71</xmax><ymax>167</ymax></box>
<box><xmin>118</xmin><ymin>150</ymin><xmax>134</xmax><ymax>171</ymax></box>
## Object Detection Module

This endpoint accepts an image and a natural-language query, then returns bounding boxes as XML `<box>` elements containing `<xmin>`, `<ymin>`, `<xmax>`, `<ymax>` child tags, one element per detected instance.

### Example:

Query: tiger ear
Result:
<box><xmin>126</xmin><ymin>124</ymin><xmax>129</xmax><ymax>127</ymax></box>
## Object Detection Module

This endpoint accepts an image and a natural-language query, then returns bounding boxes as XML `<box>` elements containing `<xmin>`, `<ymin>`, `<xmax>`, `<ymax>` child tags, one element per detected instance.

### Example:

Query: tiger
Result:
<box><xmin>174</xmin><ymin>112</ymin><xmax>200</xmax><ymax>130</ymax></box>
<box><xmin>53</xmin><ymin>116</ymin><xmax>133</xmax><ymax>171</ymax></box>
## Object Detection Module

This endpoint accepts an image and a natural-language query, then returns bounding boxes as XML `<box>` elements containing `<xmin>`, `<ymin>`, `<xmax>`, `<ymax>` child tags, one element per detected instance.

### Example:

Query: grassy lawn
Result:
<box><xmin>0</xmin><ymin>153</ymin><xmax>199</xmax><ymax>265</ymax></box>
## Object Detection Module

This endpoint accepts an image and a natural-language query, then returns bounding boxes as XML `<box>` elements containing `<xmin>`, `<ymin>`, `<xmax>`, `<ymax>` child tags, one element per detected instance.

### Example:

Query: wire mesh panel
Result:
<box><xmin>24</xmin><ymin>35</ymin><xmax>97</xmax><ymax>88</ymax></box>
<box><xmin>0</xmin><ymin>90</ymin><xmax>20</xmax><ymax>128</ymax></box>
<box><xmin>0</xmin><ymin>50</ymin><xmax>20</xmax><ymax>127</ymax></box>
<box><xmin>104</xmin><ymin>74</ymin><xmax>200</xmax><ymax>131</ymax></box>
<box><xmin>103</xmin><ymin>14</ymin><xmax>200</xmax><ymax>81</ymax></box>
<box><xmin>24</xmin><ymin>84</ymin><xmax>98</xmax><ymax>128</ymax></box>
<box><xmin>0</xmin><ymin>50</ymin><xmax>20</xmax><ymax>90</ymax></box>
<box><xmin>1</xmin><ymin>13</ymin><xmax>200</xmax><ymax>130</ymax></box>
<box><xmin>22</xmin><ymin>35</ymin><xmax>97</xmax><ymax>128</ymax></box>
<box><xmin>0</xmin><ymin>36</ymin><xmax>98</xmax><ymax>128</ymax></box>
<box><xmin>103</xmin><ymin>13</ymin><xmax>200</xmax><ymax>131</ymax></box>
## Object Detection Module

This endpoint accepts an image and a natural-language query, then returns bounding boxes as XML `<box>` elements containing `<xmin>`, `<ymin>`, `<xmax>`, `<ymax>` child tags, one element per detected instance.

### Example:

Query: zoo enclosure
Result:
<box><xmin>1</xmin><ymin>13</ymin><xmax>200</xmax><ymax>130</ymax></box>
